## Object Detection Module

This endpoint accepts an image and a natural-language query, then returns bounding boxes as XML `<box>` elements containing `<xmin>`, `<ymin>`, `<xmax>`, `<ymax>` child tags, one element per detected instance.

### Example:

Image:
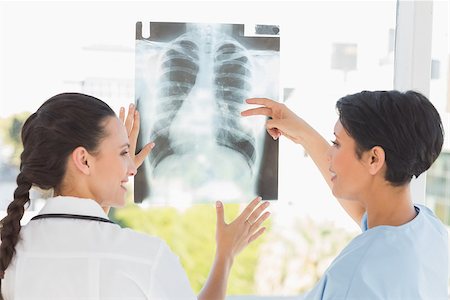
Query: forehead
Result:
<box><xmin>334</xmin><ymin>120</ymin><xmax>352</xmax><ymax>141</ymax></box>
<box><xmin>101</xmin><ymin>116</ymin><xmax>128</xmax><ymax>146</ymax></box>
<box><xmin>334</xmin><ymin>120</ymin><xmax>345</xmax><ymax>135</ymax></box>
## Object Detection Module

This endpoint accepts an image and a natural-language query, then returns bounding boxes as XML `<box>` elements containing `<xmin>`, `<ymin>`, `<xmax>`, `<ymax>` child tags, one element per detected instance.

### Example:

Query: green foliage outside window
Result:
<box><xmin>0</xmin><ymin>112</ymin><xmax>30</xmax><ymax>167</ymax></box>
<box><xmin>113</xmin><ymin>202</ymin><xmax>269</xmax><ymax>294</ymax></box>
<box><xmin>113</xmin><ymin>199</ymin><xmax>356</xmax><ymax>295</ymax></box>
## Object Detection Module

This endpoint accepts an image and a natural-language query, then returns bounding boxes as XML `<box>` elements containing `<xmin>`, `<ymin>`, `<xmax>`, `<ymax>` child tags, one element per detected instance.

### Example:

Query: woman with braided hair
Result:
<box><xmin>0</xmin><ymin>93</ymin><xmax>270</xmax><ymax>299</ymax></box>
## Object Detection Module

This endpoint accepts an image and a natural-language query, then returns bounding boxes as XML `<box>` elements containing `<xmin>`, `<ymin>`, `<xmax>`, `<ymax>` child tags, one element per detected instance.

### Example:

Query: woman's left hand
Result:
<box><xmin>119</xmin><ymin>104</ymin><xmax>154</xmax><ymax>169</ymax></box>
<box><xmin>215</xmin><ymin>197</ymin><xmax>271</xmax><ymax>260</ymax></box>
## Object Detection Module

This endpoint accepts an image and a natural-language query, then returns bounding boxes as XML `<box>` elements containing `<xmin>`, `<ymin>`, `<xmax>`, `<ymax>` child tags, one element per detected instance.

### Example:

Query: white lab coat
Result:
<box><xmin>1</xmin><ymin>196</ymin><xmax>196</xmax><ymax>300</ymax></box>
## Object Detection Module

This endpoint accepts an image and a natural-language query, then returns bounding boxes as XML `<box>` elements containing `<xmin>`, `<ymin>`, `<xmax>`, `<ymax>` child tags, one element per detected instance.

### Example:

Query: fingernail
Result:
<box><xmin>150</xmin><ymin>142</ymin><xmax>155</xmax><ymax>148</ymax></box>
<box><xmin>257</xmin><ymin>196</ymin><xmax>262</xmax><ymax>201</ymax></box>
<box><xmin>216</xmin><ymin>201</ymin><xmax>222</xmax><ymax>207</ymax></box>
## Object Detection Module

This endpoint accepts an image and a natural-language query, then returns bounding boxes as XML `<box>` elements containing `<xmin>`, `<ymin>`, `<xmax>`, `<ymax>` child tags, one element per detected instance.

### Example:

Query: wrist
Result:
<box><xmin>214</xmin><ymin>250</ymin><xmax>234</xmax><ymax>268</ymax></box>
<box><xmin>290</xmin><ymin>117</ymin><xmax>308</xmax><ymax>145</ymax></box>
<box><xmin>294</xmin><ymin>117</ymin><xmax>316</xmax><ymax>145</ymax></box>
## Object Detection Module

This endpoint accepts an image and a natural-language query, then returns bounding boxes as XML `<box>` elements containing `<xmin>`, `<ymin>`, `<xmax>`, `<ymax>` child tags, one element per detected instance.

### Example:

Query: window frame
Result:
<box><xmin>394</xmin><ymin>0</ymin><xmax>433</xmax><ymax>205</ymax></box>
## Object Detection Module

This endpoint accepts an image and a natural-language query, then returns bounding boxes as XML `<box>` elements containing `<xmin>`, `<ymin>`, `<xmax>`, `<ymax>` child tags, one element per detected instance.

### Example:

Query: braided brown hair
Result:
<box><xmin>0</xmin><ymin>93</ymin><xmax>115</xmax><ymax>297</ymax></box>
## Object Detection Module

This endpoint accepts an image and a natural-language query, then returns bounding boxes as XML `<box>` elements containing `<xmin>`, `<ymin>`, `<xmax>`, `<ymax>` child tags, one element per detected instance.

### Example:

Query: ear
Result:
<box><xmin>367</xmin><ymin>146</ymin><xmax>386</xmax><ymax>176</ymax></box>
<box><xmin>71</xmin><ymin>146</ymin><xmax>92</xmax><ymax>175</ymax></box>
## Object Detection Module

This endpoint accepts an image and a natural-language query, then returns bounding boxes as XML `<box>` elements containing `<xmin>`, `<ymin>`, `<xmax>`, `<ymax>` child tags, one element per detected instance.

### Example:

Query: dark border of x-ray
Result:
<box><xmin>134</xmin><ymin>21</ymin><xmax>280</xmax><ymax>203</ymax></box>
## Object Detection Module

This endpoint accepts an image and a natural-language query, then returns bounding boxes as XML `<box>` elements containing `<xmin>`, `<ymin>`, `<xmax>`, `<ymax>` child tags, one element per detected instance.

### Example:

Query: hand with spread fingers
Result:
<box><xmin>119</xmin><ymin>103</ymin><xmax>155</xmax><ymax>169</ymax></box>
<box><xmin>241</xmin><ymin>98</ymin><xmax>307</xmax><ymax>144</ymax></box>
<box><xmin>215</xmin><ymin>197</ymin><xmax>270</xmax><ymax>259</ymax></box>
<box><xmin>198</xmin><ymin>197</ymin><xmax>270</xmax><ymax>300</ymax></box>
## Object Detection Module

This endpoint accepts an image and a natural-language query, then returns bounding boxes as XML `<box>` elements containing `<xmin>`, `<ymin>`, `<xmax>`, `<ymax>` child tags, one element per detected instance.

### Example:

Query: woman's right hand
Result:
<box><xmin>241</xmin><ymin>98</ymin><xmax>305</xmax><ymax>144</ymax></box>
<box><xmin>215</xmin><ymin>197</ymin><xmax>270</xmax><ymax>260</ymax></box>
<box><xmin>197</xmin><ymin>198</ymin><xmax>270</xmax><ymax>300</ymax></box>
<box><xmin>119</xmin><ymin>104</ymin><xmax>154</xmax><ymax>169</ymax></box>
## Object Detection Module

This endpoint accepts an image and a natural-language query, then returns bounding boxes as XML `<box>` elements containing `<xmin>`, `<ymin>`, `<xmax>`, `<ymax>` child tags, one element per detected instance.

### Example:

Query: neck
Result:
<box><xmin>365</xmin><ymin>182</ymin><xmax>417</xmax><ymax>229</ymax></box>
<box><xmin>103</xmin><ymin>206</ymin><xmax>111</xmax><ymax>215</ymax></box>
<box><xmin>57</xmin><ymin>172</ymin><xmax>112</xmax><ymax>216</ymax></box>
<box><xmin>55</xmin><ymin>188</ymin><xmax>110</xmax><ymax>215</ymax></box>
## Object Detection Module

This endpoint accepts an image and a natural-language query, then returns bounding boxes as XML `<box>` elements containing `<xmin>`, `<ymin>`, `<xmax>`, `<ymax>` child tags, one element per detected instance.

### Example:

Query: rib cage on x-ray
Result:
<box><xmin>149</xmin><ymin>34</ymin><xmax>257</xmax><ymax>172</ymax></box>
<box><xmin>214</xmin><ymin>41</ymin><xmax>256</xmax><ymax>169</ymax></box>
<box><xmin>135</xmin><ymin>22</ymin><xmax>279</xmax><ymax>204</ymax></box>
<box><xmin>150</xmin><ymin>36</ymin><xmax>200</xmax><ymax>168</ymax></box>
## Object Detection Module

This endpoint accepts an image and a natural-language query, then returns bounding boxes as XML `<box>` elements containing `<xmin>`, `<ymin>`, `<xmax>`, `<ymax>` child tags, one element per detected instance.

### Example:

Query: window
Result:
<box><xmin>4</xmin><ymin>1</ymin><xmax>446</xmax><ymax>298</ymax></box>
<box><xmin>426</xmin><ymin>0</ymin><xmax>450</xmax><ymax>227</ymax></box>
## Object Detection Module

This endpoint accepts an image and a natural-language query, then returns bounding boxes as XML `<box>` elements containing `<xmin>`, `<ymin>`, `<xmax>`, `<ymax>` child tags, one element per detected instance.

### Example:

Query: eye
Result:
<box><xmin>331</xmin><ymin>140</ymin><xmax>340</xmax><ymax>147</ymax></box>
<box><xmin>121</xmin><ymin>151</ymin><xmax>130</xmax><ymax>156</ymax></box>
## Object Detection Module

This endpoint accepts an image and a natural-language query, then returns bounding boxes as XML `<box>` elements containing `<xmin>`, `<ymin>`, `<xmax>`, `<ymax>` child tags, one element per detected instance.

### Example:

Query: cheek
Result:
<box><xmin>117</xmin><ymin>157</ymin><xmax>130</xmax><ymax>177</ymax></box>
<box><xmin>331</xmin><ymin>149</ymin><xmax>343</xmax><ymax>167</ymax></box>
<box><xmin>98</xmin><ymin>157</ymin><xmax>127</xmax><ymax>178</ymax></box>
<box><xmin>332</xmin><ymin>150</ymin><xmax>354</xmax><ymax>178</ymax></box>
<box><xmin>122</xmin><ymin>157</ymin><xmax>130</xmax><ymax>171</ymax></box>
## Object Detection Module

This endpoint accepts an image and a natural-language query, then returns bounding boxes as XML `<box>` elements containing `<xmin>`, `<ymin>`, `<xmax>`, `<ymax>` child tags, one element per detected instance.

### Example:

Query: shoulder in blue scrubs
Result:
<box><xmin>304</xmin><ymin>205</ymin><xmax>448</xmax><ymax>300</ymax></box>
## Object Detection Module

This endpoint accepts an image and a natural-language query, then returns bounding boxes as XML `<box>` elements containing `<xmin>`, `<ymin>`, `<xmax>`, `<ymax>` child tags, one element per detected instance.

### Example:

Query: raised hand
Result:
<box><xmin>241</xmin><ymin>98</ymin><xmax>305</xmax><ymax>144</ymax></box>
<box><xmin>198</xmin><ymin>197</ymin><xmax>271</xmax><ymax>300</ymax></box>
<box><xmin>119</xmin><ymin>104</ymin><xmax>154</xmax><ymax>169</ymax></box>
<box><xmin>215</xmin><ymin>197</ymin><xmax>270</xmax><ymax>259</ymax></box>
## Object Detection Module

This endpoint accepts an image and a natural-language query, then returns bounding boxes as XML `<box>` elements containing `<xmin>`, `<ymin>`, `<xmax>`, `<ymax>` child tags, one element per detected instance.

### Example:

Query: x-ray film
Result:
<box><xmin>134</xmin><ymin>22</ymin><xmax>280</xmax><ymax>205</ymax></box>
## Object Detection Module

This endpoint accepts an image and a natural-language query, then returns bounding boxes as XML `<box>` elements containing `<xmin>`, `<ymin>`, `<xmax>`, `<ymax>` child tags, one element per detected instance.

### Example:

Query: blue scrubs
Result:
<box><xmin>304</xmin><ymin>205</ymin><xmax>448</xmax><ymax>300</ymax></box>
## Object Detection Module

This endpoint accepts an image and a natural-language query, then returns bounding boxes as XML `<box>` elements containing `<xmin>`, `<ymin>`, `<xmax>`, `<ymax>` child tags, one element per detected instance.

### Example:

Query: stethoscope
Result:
<box><xmin>31</xmin><ymin>213</ymin><xmax>115</xmax><ymax>224</ymax></box>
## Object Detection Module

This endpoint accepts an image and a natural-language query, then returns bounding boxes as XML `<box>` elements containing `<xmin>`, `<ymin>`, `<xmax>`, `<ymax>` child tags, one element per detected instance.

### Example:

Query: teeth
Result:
<box><xmin>330</xmin><ymin>171</ymin><xmax>336</xmax><ymax>180</ymax></box>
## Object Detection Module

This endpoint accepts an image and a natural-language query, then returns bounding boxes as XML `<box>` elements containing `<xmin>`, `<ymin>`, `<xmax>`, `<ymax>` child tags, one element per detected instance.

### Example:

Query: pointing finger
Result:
<box><xmin>245</xmin><ymin>98</ymin><xmax>277</xmax><ymax>108</ymax></box>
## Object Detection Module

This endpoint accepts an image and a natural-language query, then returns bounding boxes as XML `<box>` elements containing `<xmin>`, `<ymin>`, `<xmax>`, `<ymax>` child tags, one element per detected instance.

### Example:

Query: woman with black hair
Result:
<box><xmin>0</xmin><ymin>93</ymin><xmax>270</xmax><ymax>300</ymax></box>
<box><xmin>242</xmin><ymin>90</ymin><xmax>448</xmax><ymax>299</ymax></box>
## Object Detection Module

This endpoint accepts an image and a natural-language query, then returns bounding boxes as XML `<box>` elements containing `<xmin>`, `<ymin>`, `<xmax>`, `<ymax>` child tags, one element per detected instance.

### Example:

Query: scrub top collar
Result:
<box><xmin>361</xmin><ymin>205</ymin><xmax>422</xmax><ymax>232</ymax></box>
<box><xmin>37</xmin><ymin>196</ymin><xmax>109</xmax><ymax>220</ymax></box>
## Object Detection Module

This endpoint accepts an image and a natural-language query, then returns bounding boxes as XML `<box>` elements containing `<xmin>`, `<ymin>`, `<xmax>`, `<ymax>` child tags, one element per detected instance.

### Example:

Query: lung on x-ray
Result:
<box><xmin>134</xmin><ymin>21</ymin><xmax>280</xmax><ymax>205</ymax></box>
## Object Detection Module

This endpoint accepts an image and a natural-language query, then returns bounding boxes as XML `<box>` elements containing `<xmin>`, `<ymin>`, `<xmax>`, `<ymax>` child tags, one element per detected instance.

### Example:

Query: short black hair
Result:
<box><xmin>336</xmin><ymin>90</ymin><xmax>444</xmax><ymax>186</ymax></box>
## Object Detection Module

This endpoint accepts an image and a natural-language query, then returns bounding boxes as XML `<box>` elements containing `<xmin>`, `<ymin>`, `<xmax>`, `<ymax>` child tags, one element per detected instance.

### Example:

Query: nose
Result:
<box><xmin>128</xmin><ymin>157</ymin><xmax>138</xmax><ymax>177</ymax></box>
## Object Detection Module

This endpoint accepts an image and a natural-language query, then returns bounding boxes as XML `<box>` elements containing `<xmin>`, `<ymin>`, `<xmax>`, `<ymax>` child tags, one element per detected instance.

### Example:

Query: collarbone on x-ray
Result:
<box><xmin>135</xmin><ymin>22</ymin><xmax>279</xmax><ymax>205</ymax></box>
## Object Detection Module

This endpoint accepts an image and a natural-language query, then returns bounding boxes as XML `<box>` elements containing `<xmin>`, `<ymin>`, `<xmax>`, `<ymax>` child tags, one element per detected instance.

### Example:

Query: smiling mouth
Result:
<box><xmin>330</xmin><ymin>170</ymin><xmax>337</xmax><ymax>181</ymax></box>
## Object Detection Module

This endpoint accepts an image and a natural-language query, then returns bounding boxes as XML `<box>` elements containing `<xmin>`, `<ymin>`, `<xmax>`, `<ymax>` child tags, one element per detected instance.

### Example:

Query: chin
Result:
<box><xmin>331</xmin><ymin>187</ymin><xmax>347</xmax><ymax>200</ymax></box>
<box><xmin>331</xmin><ymin>186</ymin><xmax>339</xmax><ymax>197</ymax></box>
<box><xmin>331</xmin><ymin>190</ymin><xmax>340</xmax><ymax>198</ymax></box>
<box><xmin>116</xmin><ymin>202</ymin><xmax>127</xmax><ymax>208</ymax></box>
<box><xmin>111</xmin><ymin>199</ymin><xmax>127</xmax><ymax>208</ymax></box>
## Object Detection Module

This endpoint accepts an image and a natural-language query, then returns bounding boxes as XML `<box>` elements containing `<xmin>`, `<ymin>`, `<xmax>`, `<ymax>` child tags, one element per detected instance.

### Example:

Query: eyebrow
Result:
<box><xmin>334</xmin><ymin>132</ymin><xmax>340</xmax><ymax>139</ymax></box>
<box><xmin>120</xmin><ymin>143</ymin><xmax>130</xmax><ymax>148</ymax></box>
